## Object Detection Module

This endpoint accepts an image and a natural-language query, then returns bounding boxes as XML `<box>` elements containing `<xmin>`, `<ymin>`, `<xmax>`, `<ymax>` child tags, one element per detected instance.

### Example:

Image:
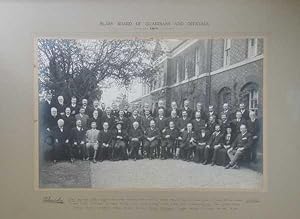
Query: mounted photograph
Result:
<box><xmin>36</xmin><ymin>37</ymin><xmax>264</xmax><ymax>189</ymax></box>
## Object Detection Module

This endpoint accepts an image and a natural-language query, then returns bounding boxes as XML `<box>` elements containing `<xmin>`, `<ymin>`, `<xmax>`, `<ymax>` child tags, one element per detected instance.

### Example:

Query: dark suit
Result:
<box><xmin>192</xmin><ymin>118</ymin><xmax>206</xmax><ymax>133</ymax></box>
<box><xmin>56</xmin><ymin>103</ymin><xmax>66</xmax><ymax>116</ymax></box>
<box><xmin>178</xmin><ymin>117</ymin><xmax>191</xmax><ymax>132</ymax></box>
<box><xmin>97</xmin><ymin>129</ymin><xmax>113</xmax><ymax>160</ymax></box>
<box><xmin>52</xmin><ymin>126</ymin><xmax>70</xmax><ymax>161</ymax></box>
<box><xmin>101</xmin><ymin>114</ymin><xmax>115</xmax><ymax>130</ymax></box>
<box><xmin>182</xmin><ymin>107</ymin><xmax>194</xmax><ymax>119</ymax></box>
<box><xmin>228</xmin><ymin>131</ymin><xmax>253</xmax><ymax>165</ymax></box>
<box><xmin>161</xmin><ymin>127</ymin><xmax>179</xmax><ymax>159</ymax></box>
<box><xmin>205</xmin><ymin>131</ymin><xmax>224</xmax><ymax>163</ymax></box>
<box><xmin>215</xmin><ymin>132</ymin><xmax>234</xmax><ymax>166</ymax></box>
<box><xmin>70</xmin><ymin>126</ymin><xmax>86</xmax><ymax>159</ymax></box>
<box><xmin>123</xmin><ymin>110</ymin><xmax>132</xmax><ymax>118</ymax></box>
<box><xmin>114</xmin><ymin>116</ymin><xmax>129</xmax><ymax>130</ymax></box>
<box><xmin>247</xmin><ymin>119</ymin><xmax>260</xmax><ymax>161</ymax></box>
<box><xmin>231</xmin><ymin>118</ymin><xmax>247</xmax><ymax>138</ymax></box>
<box><xmin>155</xmin><ymin>116</ymin><xmax>168</xmax><ymax>132</ymax></box>
<box><xmin>167</xmin><ymin>116</ymin><xmax>180</xmax><ymax>128</ymax></box>
<box><xmin>87</xmin><ymin>107</ymin><xmax>103</xmax><ymax>119</ymax></box>
<box><xmin>87</xmin><ymin>116</ymin><xmax>102</xmax><ymax>130</ymax></box>
<box><xmin>144</xmin><ymin>127</ymin><xmax>160</xmax><ymax>158</ymax></box>
<box><xmin>75</xmin><ymin>113</ymin><xmax>89</xmax><ymax>130</ymax></box>
<box><xmin>141</xmin><ymin>115</ymin><xmax>153</xmax><ymax>131</ymax></box>
<box><xmin>194</xmin><ymin>131</ymin><xmax>209</xmax><ymax>163</ymax></box>
<box><xmin>179</xmin><ymin>130</ymin><xmax>196</xmax><ymax>160</ymax></box>
<box><xmin>128</xmin><ymin>115</ymin><xmax>142</xmax><ymax>130</ymax></box>
<box><xmin>69</xmin><ymin>104</ymin><xmax>80</xmax><ymax>116</ymax></box>
<box><xmin>112</xmin><ymin>129</ymin><xmax>128</xmax><ymax>160</ymax></box>
<box><xmin>61</xmin><ymin>115</ymin><xmax>75</xmax><ymax>135</ymax></box>
<box><xmin>128</xmin><ymin>128</ymin><xmax>143</xmax><ymax>159</ymax></box>
<box><xmin>111</xmin><ymin>109</ymin><xmax>119</xmax><ymax>118</ymax></box>
<box><xmin>240</xmin><ymin>109</ymin><xmax>250</xmax><ymax>121</ymax></box>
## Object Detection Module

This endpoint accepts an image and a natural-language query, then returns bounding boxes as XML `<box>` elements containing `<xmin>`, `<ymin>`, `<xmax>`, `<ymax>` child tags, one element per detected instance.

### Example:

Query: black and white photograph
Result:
<box><xmin>37</xmin><ymin>37</ymin><xmax>264</xmax><ymax>189</ymax></box>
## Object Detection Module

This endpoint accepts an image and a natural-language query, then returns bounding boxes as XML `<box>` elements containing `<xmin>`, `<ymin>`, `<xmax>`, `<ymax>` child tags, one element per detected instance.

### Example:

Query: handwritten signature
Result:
<box><xmin>43</xmin><ymin>196</ymin><xmax>64</xmax><ymax>204</ymax></box>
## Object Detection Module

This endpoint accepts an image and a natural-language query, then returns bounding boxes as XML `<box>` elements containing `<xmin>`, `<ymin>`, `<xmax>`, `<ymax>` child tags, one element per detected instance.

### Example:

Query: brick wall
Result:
<box><xmin>211</xmin><ymin>39</ymin><xmax>224</xmax><ymax>71</ymax></box>
<box><xmin>230</xmin><ymin>39</ymin><xmax>247</xmax><ymax>65</ymax></box>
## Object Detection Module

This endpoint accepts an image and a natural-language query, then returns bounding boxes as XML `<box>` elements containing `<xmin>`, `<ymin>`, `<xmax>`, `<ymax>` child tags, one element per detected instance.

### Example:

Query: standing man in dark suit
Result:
<box><xmin>123</xmin><ymin>103</ymin><xmax>132</xmax><ymax>118</ymax></box>
<box><xmin>219</xmin><ymin>113</ymin><xmax>231</xmax><ymax>134</ymax></box>
<box><xmin>152</xmin><ymin>99</ymin><xmax>166</xmax><ymax>118</ymax></box>
<box><xmin>141</xmin><ymin>109</ymin><xmax>153</xmax><ymax>131</ymax></box>
<box><xmin>231</xmin><ymin>111</ymin><xmax>246</xmax><ymax>139</ymax></box>
<box><xmin>219</xmin><ymin>103</ymin><xmax>233</xmax><ymax>121</ymax></box>
<box><xmin>52</xmin><ymin>119</ymin><xmax>70</xmax><ymax>163</ymax></box>
<box><xmin>70</xmin><ymin>120</ymin><xmax>86</xmax><ymax>161</ymax></box>
<box><xmin>101</xmin><ymin>107</ymin><xmax>115</xmax><ymax>130</ymax></box>
<box><xmin>128</xmin><ymin>109</ymin><xmax>142</xmax><ymax>130</ymax></box>
<box><xmin>81</xmin><ymin>99</ymin><xmax>89</xmax><ymax>112</ymax></box>
<box><xmin>87</xmin><ymin>109</ymin><xmax>102</xmax><ymax>130</ymax></box>
<box><xmin>61</xmin><ymin>107</ymin><xmax>75</xmax><ymax>136</ymax></box>
<box><xmin>56</xmin><ymin>95</ymin><xmax>66</xmax><ymax>117</ymax></box>
<box><xmin>207</xmin><ymin>115</ymin><xmax>218</xmax><ymax>137</ymax></box>
<box><xmin>144</xmin><ymin>120</ymin><xmax>160</xmax><ymax>159</ymax></box>
<box><xmin>208</xmin><ymin>105</ymin><xmax>218</xmax><ymax>121</ymax></box>
<box><xmin>87</xmin><ymin>100</ymin><xmax>103</xmax><ymax>119</ymax></box>
<box><xmin>192</xmin><ymin>111</ymin><xmax>206</xmax><ymax>133</ymax></box>
<box><xmin>167</xmin><ymin>110</ymin><xmax>180</xmax><ymax>128</ymax></box>
<box><xmin>247</xmin><ymin>110</ymin><xmax>260</xmax><ymax>162</ymax></box>
<box><xmin>75</xmin><ymin>107</ymin><xmax>89</xmax><ymax>130</ymax></box>
<box><xmin>114</xmin><ymin>110</ymin><xmax>129</xmax><ymax>131</ymax></box>
<box><xmin>128</xmin><ymin>121</ymin><xmax>144</xmax><ymax>161</ymax></box>
<box><xmin>45</xmin><ymin>107</ymin><xmax>60</xmax><ymax>132</ymax></box>
<box><xmin>40</xmin><ymin>92</ymin><xmax>53</xmax><ymax>121</ymax></box>
<box><xmin>226</xmin><ymin>124</ymin><xmax>253</xmax><ymax>169</ymax></box>
<box><xmin>166</xmin><ymin>101</ymin><xmax>181</xmax><ymax>118</ymax></box>
<box><xmin>69</xmin><ymin>96</ymin><xmax>80</xmax><ymax>117</ymax></box>
<box><xmin>182</xmin><ymin>100</ymin><xmax>194</xmax><ymax>119</ymax></box>
<box><xmin>178</xmin><ymin>111</ymin><xmax>191</xmax><ymax>133</ymax></box>
<box><xmin>239</xmin><ymin>103</ymin><xmax>250</xmax><ymax>121</ymax></box>
<box><xmin>195</xmin><ymin>102</ymin><xmax>207</xmax><ymax>121</ymax></box>
<box><xmin>111</xmin><ymin>102</ymin><xmax>119</xmax><ymax>118</ymax></box>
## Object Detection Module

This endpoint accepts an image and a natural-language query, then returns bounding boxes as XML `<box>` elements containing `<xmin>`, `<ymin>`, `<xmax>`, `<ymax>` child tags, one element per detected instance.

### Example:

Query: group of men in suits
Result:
<box><xmin>40</xmin><ymin>94</ymin><xmax>260</xmax><ymax>169</ymax></box>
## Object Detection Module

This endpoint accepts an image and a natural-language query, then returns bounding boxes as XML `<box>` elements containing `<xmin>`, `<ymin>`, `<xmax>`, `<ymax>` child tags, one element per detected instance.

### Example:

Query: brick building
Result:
<box><xmin>131</xmin><ymin>38</ymin><xmax>264</xmax><ymax>119</ymax></box>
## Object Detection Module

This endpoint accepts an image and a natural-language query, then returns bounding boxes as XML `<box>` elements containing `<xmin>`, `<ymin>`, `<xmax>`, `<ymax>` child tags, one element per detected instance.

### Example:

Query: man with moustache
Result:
<box><xmin>75</xmin><ymin>107</ymin><xmax>89</xmax><ymax>130</ymax></box>
<box><xmin>143</xmin><ymin>120</ymin><xmax>160</xmax><ymax>159</ymax></box>
<box><xmin>70</xmin><ymin>120</ymin><xmax>86</xmax><ymax>161</ymax></box>
<box><xmin>226</xmin><ymin>124</ymin><xmax>253</xmax><ymax>169</ymax></box>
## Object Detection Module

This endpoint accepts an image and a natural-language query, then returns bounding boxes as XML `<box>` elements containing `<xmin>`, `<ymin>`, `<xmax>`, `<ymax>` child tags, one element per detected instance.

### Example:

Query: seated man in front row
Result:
<box><xmin>161</xmin><ymin>121</ymin><xmax>179</xmax><ymax>159</ymax></box>
<box><xmin>225</xmin><ymin>124</ymin><xmax>253</xmax><ymax>169</ymax></box>
<box><xmin>112</xmin><ymin>121</ymin><xmax>128</xmax><ymax>161</ymax></box>
<box><xmin>86</xmin><ymin>121</ymin><xmax>100</xmax><ymax>163</ymax></box>
<box><xmin>203</xmin><ymin>124</ymin><xmax>223</xmax><ymax>166</ymax></box>
<box><xmin>144</xmin><ymin>120</ymin><xmax>160</xmax><ymax>160</ymax></box>
<box><xmin>128</xmin><ymin>121</ymin><xmax>144</xmax><ymax>161</ymax></box>
<box><xmin>178</xmin><ymin>123</ymin><xmax>196</xmax><ymax>161</ymax></box>
<box><xmin>97</xmin><ymin>122</ymin><xmax>113</xmax><ymax>161</ymax></box>
<box><xmin>52</xmin><ymin>119</ymin><xmax>70</xmax><ymax>163</ymax></box>
<box><xmin>70</xmin><ymin>120</ymin><xmax>86</xmax><ymax>161</ymax></box>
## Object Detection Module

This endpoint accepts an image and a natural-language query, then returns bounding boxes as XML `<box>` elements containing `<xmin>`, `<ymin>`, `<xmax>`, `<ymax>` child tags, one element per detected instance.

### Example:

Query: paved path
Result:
<box><xmin>90</xmin><ymin>159</ymin><xmax>263</xmax><ymax>189</ymax></box>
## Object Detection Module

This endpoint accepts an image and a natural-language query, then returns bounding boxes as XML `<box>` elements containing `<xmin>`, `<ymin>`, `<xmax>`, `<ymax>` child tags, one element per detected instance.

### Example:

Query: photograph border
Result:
<box><xmin>33</xmin><ymin>33</ymin><xmax>268</xmax><ymax>192</ymax></box>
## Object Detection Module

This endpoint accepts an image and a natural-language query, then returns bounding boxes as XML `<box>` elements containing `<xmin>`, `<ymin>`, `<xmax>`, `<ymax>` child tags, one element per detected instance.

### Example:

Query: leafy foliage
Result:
<box><xmin>38</xmin><ymin>39</ymin><xmax>162</xmax><ymax>102</ymax></box>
